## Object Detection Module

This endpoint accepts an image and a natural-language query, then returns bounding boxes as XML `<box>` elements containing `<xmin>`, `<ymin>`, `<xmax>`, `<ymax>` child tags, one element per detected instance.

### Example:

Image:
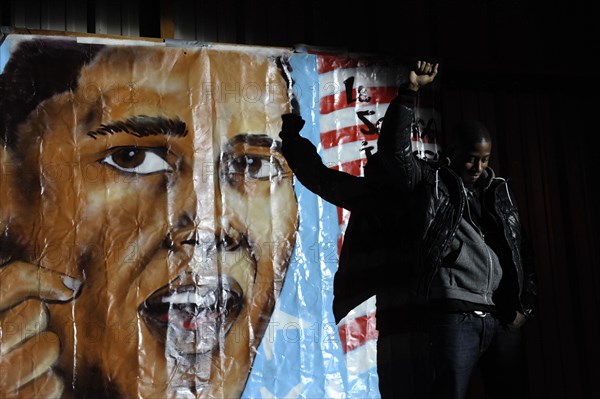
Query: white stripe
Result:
<box><xmin>339</xmin><ymin>211</ymin><xmax>351</xmax><ymax>233</ymax></box>
<box><xmin>321</xmin><ymin>139</ymin><xmax>378</xmax><ymax>165</ymax></box>
<box><xmin>319</xmin><ymin>65</ymin><xmax>408</xmax><ymax>99</ymax></box>
<box><xmin>319</xmin><ymin>104</ymin><xmax>389</xmax><ymax>132</ymax></box>
<box><xmin>344</xmin><ymin>339</ymin><xmax>378</xmax><ymax>376</ymax></box>
<box><xmin>412</xmin><ymin>141</ymin><xmax>441</xmax><ymax>161</ymax></box>
<box><xmin>339</xmin><ymin>295</ymin><xmax>377</xmax><ymax>325</ymax></box>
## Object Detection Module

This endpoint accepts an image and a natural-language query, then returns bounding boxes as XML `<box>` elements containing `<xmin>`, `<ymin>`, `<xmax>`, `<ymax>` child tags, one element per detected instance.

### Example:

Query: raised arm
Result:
<box><xmin>377</xmin><ymin>61</ymin><xmax>439</xmax><ymax>191</ymax></box>
<box><xmin>279</xmin><ymin>114</ymin><xmax>368</xmax><ymax>210</ymax></box>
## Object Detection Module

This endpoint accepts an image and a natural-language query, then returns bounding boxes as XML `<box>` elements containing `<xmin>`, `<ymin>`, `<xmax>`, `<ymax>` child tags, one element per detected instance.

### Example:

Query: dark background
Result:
<box><xmin>1</xmin><ymin>1</ymin><xmax>598</xmax><ymax>398</ymax></box>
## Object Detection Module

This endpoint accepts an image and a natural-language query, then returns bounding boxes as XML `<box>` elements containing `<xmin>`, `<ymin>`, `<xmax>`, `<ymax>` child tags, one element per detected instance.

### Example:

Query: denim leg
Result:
<box><xmin>479</xmin><ymin>322</ymin><xmax>528</xmax><ymax>399</ymax></box>
<box><xmin>429</xmin><ymin>313</ymin><xmax>483</xmax><ymax>399</ymax></box>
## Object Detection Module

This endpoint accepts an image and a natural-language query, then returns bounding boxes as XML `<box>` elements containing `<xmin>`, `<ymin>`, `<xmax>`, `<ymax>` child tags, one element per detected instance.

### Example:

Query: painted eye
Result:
<box><xmin>223</xmin><ymin>154</ymin><xmax>284</xmax><ymax>180</ymax></box>
<box><xmin>100</xmin><ymin>147</ymin><xmax>173</xmax><ymax>175</ymax></box>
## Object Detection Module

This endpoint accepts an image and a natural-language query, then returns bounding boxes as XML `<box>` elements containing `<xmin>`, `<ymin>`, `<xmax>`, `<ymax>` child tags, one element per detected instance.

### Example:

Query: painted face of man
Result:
<box><xmin>453</xmin><ymin>140</ymin><xmax>492</xmax><ymax>184</ymax></box>
<box><xmin>8</xmin><ymin>44</ymin><xmax>297</xmax><ymax>398</ymax></box>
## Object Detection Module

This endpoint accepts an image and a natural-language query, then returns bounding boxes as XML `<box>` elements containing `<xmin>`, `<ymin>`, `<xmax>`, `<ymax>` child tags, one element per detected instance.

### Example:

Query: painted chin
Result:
<box><xmin>139</xmin><ymin>274</ymin><xmax>243</xmax><ymax>355</ymax></box>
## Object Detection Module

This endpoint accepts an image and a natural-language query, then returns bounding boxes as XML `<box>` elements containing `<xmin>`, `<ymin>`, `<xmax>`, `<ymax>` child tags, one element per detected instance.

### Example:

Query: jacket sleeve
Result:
<box><xmin>279</xmin><ymin>122</ymin><xmax>367</xmax><ymax>211</ymax></box>
<box><xmin>377</xmin><ymin>84</ymin><xmax>427</xmax><ymax>191</ymax></box>
<box><xmin>520</xmin><ymin>232</ymin><xmax>538</xmax><ymax>319</ymax></box>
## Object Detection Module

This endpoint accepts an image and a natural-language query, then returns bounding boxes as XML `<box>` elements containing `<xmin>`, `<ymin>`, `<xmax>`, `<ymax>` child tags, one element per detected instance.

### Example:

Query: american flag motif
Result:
<box><xmin>243</xmin><ymin>50</ymin><xmax>441</xmax><ymax>399</ymax></box>
<box><xmin>313</xmin><ymin>50</ymin><xmax>442</xmax><ymax>386</ymax></box>
<box><xmin>314</xmin><ymin>52</ymin><xmax>441</xmax><ymax>243</ymax></box>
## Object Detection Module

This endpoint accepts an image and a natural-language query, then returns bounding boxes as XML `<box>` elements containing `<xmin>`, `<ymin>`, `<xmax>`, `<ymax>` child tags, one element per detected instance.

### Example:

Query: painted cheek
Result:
<box><xmin>83</xmin><ymin>176</ymin><xmax>169</xmax><ymax>243</ymax></box>
<box><xmin>219</xmin><ymin>249</ymin><xmax>256</xmax><ymax>304</ymax></box>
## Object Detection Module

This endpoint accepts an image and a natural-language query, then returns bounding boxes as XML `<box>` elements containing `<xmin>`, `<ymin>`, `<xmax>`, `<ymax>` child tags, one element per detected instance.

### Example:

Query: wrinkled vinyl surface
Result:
<box><xmin>0</xmin><ymin>33</ymin><xmax>440</xmax><ymax>398</ymax></box>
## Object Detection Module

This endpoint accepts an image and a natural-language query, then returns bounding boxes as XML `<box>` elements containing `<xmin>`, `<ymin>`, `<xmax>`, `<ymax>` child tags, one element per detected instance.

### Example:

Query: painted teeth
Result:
<box><xmin>161</xmin><ymin>291</ymin><xmax>217</xmax><ymax>306</ymax></box>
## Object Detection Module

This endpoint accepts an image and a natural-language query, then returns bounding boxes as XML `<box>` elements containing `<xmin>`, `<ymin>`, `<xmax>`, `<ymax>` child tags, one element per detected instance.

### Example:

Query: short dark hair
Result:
<box><xmin>450</xmin><ymin>119</ymin><xmax>492</xmax><ymax>151</ymax></box>
<box><xmin>0</xmin><ymin>38</ymin><xmax>103</xmax><ymax>149</ymax></box>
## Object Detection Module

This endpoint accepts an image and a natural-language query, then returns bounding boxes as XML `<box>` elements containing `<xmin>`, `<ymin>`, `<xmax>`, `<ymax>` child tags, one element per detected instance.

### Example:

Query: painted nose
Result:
<box><xmin>165</xmin><ymin>213</ymin><xmax>199</xmax><ymax>250</ymax></box>
<box><xmin>167</xmin><ymin>214</ymin><xmax>242</xmax><ymax>254</ymax></box>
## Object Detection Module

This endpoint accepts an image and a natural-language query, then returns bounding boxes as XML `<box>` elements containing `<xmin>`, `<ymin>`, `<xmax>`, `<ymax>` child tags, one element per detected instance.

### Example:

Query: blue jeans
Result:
<box><xmin>429</xmin><ymin>312</ymin><xmax>527</xmax><ymax>399</ymax></box>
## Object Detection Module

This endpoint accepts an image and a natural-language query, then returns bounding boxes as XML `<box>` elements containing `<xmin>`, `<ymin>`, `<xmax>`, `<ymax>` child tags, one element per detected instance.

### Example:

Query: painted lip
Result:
<box><xmin>139</xmin><ymin>275</ymin><xmax>243</xmax><ymax>355</ymax></box>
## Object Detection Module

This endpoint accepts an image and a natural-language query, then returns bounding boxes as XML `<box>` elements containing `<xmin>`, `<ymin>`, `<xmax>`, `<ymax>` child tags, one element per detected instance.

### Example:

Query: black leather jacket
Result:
<box><xmin>378</xmin><ymin>86</ymin><xmax>537</xmax><ymax>320</ymax></box>
<box><xmin>279</xmin><ymin>87</ymin><xmax>537</xmax><ymax>329</ymax></box>
<box><xmin>280</xmin><ymin>120</ymin><xmax>409</xmax><ymax>325</ymax></box>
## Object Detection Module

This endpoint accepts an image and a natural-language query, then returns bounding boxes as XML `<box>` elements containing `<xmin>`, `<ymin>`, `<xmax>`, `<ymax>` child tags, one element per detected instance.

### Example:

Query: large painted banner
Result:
<box><xmin>0</xmin><ymin>33</ymin><xmax>440</xmax><ymax>398</ymax></box>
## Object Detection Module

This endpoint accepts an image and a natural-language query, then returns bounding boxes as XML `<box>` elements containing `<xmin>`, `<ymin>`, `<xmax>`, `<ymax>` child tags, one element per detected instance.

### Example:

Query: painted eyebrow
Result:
<box><xmin>87</xmin><ymin>115</ymin><xmax>188</xmax><ymax>139</ymax></box>
<box><xmin>223</xmin><ymin>133</ymin><xmax>283</xmax><ymax>154</ymax></box>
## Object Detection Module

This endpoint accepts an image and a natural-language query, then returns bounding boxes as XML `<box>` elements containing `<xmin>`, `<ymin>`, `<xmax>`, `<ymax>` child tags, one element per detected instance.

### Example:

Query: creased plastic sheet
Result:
<box><xmin>244</xmin><ymin>49</ymin><xmax>441</xmax><ymax>399</ymax></box>
<box><xmin>0</xmin><ymin>33</ymin><xmax>440</xmax><ymax>399</ymax></box>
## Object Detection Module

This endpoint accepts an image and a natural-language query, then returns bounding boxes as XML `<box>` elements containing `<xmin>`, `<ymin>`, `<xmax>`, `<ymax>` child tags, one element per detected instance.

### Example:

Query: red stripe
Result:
<box><xmin>337</xmin><ymin>207</ymin><xmax>345</xmax><ymax>226</ymax></box>
<box><xmin>338</xmin><ymin>311</ymin><xmax>379</xmax><ymax>353</ymax></box>
<box><xmin>319</xmin><ymin>87</ymin><xmax>398</xmax><ymax>115</ymax></box>
<box><xmin>320</xmin><ymin>125</ymin><xmax>374</xmax><ymax>149</ymax></box>
<box><xmin>321</xmin><ymin>126</ymin><xmax>437</xmax><ymax>151</ymax></box>
<box><xmin>337</xmin><ymin>207</ymin><xmax>352</xmax><ymax>229</ymax></box>
<box><xmin>313</xmin><ymin>53</ymin><xmax>392</xmax><ymax>74</ymax></box>
<box><xmin>315</xmin><ymin>54</ymin><xmax>362</xmax><ymax>74</ymax></box>
<box><xmin>329</xmin><ymin>158</ymin><xmax>365</xmax><ymax>177</ymax></box>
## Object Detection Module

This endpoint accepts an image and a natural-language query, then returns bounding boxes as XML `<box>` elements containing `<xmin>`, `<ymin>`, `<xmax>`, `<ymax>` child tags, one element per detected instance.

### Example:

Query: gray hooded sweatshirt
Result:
<box><xmin>428</xmin><ymin>181</ymin><xmax>503</xmax><ymax>306</ymax></box>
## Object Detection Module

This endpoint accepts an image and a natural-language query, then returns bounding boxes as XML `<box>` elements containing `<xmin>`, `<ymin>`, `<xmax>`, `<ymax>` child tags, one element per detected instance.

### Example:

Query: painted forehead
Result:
<box><xmin>77</xmin><ymin>46</ymin><xmax>291</xmax><ymax>139</ymax></box>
